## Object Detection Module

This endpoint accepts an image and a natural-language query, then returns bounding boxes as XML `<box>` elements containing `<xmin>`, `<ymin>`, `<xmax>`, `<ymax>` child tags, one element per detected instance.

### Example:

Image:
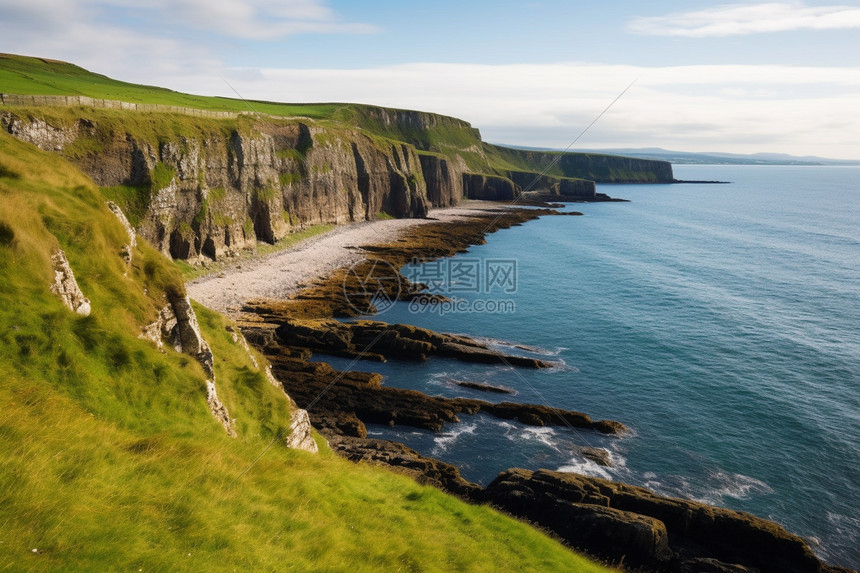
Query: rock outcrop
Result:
<box><xmin>417</xmin><ymin>153</ymin><xmax>466</xmax><ymax>206</ymax></box>
<box><xmin>275</xmin><ymin>318</ymin><xmax>556</xmax><ymax>368</ymax></box>
<box><xmin>463</xmin><ymin>173</ymin><xmax>518</xmax><ymax>201</ymax></box>
<box><xmin>283</xmin><ymin>407</ymin><xmax>319</xmax><ymax>453</ymax></box>
<box><xmin>489</xmin><ymin>144</ymin><xmax>676</xmax><ymax>183</ymax></box>
<box><xmin>507</xmin><ymin>170</ymin><xmax>597</xmax><ymax>199</ymax></box>
<box><xmin>226</xmin><ymin>325</ymin><xmax>320</xmax><ymax>453</ymax></box>
<box><xmin>482</xmin><ymin>469</ymin><xmax>830</xmax><ymax>573</ymax></box>
<box><xmin>137</xmin><ymin>294</ymin><xmax>238</xmax><ymax>436</ymax></box>
<box><xmin>327</xmin><ymin>433</ymin><xmax>481</xmax><ymax>499</ymax></box>
<box><xmin>206</xmin><ymin>379</ymin><xmax>237</xmax><ymax>438</ymax></box>
<box><xmin>49</xmin><ymin>249</ymin><xmax>91</xmax><ymax>316</ymax></box>
<box><xmin>1</xmin><ymin>111</ymin><xmax>431</xmax><ymax>263</ymax></box>
<box><xmin>253</xmin><ymin>324</ymin><xmax>625</xmax><ymax>436</ymax></box>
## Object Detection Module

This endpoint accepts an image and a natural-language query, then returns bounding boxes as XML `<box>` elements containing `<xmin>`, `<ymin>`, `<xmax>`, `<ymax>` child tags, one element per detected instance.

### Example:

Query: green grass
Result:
<box><xmin>0</xmin><ymin>53</ymin><xmax>343</xmax><ymax>119</ymax></box>
<box><xmin>0</xmin><ymin>128</ymin><xmax>615</xmax><ymax>571</ymax></box>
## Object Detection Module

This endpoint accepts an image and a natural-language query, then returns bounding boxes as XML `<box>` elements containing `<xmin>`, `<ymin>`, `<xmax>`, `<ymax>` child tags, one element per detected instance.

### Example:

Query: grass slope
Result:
<box><xmin>0</xmin><ymin>130</ymin><xmax>613</xmax><ymax>571</ymax></box>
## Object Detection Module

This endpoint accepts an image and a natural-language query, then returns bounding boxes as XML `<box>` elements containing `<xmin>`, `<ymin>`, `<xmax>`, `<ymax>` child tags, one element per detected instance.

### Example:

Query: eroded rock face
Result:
<box><xmin>49</xmin><ymin>250</ymin><xmax>91</xmax><ymax>316</ymax></box>
<box><xmin>507</xmin><ymin>170</ymin><xmax>596</xmax><ymax>199</ymax></box>
<box><xmin>463</xmin><ymin>173</ymin><xmax>518</xmax><ymax>201</ymax></box>
<box><xmin>2</xmin><ymin>114</ymin><xmax>76</xmax><ymax>151</ymax></box>
<box><xmin>419</xmin><ymin>153</ymin><xmax>466</xmax><ymax>206</ymax></box>
<box><xmin>106</xmin><ymin>201</ymin><xmax>136</xmax><ymax>266</ymax></box>
<box><xmin>168</xmin><ymin>295</ymin><xmax>215</xmax><ymax>376</ymax></box>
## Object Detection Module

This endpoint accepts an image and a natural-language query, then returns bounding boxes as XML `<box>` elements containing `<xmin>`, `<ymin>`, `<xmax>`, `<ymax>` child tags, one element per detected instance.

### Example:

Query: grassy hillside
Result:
<box><xmin>0</xmin><ymin>130</ymin><xmax>613</xmax><ymax>571</ymax></box>
<box><xmin>0</xmin><ymin>53</ymin><xmax>342</xmax><ymax>118</ymax></box>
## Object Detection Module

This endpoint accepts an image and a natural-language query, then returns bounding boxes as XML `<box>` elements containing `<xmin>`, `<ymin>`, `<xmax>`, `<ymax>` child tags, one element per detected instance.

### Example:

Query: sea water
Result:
<box><xmin>320</xmin><ymin>165</ymin><xmax>860</xmax><ymax>568</ymax></box>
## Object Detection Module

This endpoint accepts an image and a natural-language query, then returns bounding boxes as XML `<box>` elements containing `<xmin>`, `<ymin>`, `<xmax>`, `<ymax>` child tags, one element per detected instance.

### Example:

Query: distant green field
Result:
<box><xmin>0</xmin><ymin>53</ymin><xmax>346</xmax><ymax>118</ymax></box>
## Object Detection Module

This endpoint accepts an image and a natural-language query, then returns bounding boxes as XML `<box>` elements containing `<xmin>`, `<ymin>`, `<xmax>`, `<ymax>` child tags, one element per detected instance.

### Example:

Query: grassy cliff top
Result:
<box><xmin>0</xmin><ymin>53</ymin><xmax>474</xmax><ymax>132</ymax></box>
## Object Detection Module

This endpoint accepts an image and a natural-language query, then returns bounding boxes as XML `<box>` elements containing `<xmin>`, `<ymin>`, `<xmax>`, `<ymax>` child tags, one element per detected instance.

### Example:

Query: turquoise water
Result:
<box><xmin>323</xmin><ymin>165</ymin><xmax>860</xmax><ymax>568</ymax></box>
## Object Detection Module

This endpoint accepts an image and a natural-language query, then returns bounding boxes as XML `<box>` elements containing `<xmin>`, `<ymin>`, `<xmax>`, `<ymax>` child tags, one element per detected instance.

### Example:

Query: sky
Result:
<box><xmin>2</xmin><ymin>0</ymin><xmax>860</xmax><ymax>159</ymax></box>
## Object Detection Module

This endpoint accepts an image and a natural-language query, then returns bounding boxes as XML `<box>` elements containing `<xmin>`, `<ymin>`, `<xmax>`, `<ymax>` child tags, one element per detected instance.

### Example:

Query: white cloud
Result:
<box><xmin>151</xmin><ymin>0</ymin><xmax>379</xmax><ymax>39</ymax></box>
<box><xmin>629</xmin><ymin>2</ymin><xmax>860</xmax><ymax>37</ymax></box>
<box><xmin>0</xmin><ymin>0</ymin><xmax>377</xmax><ymax>44</ymax></box>
<box><xmin>1</xmin><ymin>0</ymin><xmax>858</xmax><ymax>159</ymax></box>
<box><xmin>192</xmin><ymin>62</ymin><xmax>860</xmax><ymax>159</ymax></box>
<box><xmin>0</xmin><ymin>0</ymin><xmax>376</xmax><ymax>82</ymax></box>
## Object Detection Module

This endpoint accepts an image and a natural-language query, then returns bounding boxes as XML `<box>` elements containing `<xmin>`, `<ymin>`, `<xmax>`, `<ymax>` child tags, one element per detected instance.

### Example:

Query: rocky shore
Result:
<box><xmin>235</xmin><ymin>205</ymin><xmax>852</xmax><ymax>573</ymax></box>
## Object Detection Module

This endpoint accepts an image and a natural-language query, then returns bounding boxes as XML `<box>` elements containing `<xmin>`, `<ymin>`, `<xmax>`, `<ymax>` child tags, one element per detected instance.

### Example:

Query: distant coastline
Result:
<box><xmin>498</xmin><ymin>144</ymin><xmax>860</xmax><ymax>166</ymax></box>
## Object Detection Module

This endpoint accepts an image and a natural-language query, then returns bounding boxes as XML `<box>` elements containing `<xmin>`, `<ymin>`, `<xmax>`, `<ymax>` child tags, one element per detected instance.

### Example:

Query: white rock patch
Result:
<box><xmin>49</xmin><ymin>249</ymin><xmax>91</xmax><ymax>316</ymax></box>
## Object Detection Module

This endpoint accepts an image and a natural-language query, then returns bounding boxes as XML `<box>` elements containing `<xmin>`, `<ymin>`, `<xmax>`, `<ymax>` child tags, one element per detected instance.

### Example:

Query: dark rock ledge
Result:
<box><xmin>251</xmin><ymin>325</ymin><xmax>624</xmax><ymax>436</ymax></box>
<box><xmin>481</xmin><ymin>469</ymin><xmax>852</xmax><ymax>573</ymax></box>
<box><xmin>275</xmin><ymin>317</ymin><xmax>556</xmax><ymax>368</ymax></box>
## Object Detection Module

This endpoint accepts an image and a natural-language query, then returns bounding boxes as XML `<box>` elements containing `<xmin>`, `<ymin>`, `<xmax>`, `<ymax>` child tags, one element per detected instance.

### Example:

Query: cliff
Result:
<box><xmin>0</xmin><ymin>105</ymin><xmax>617</xmax><ymax>261</ymax></box>
<box><xmin>1</xmin><ymin>53</ymin><xmax>674</xmax><ymax>264</ymax></box>
<box><xmin>489</xmin><ymin>144</ymin><xmax>676</xmax><ymax>183</ymax></box>
<box><xmin>0</xmin><ymin>109</ymin><xmax>432</xmax><ymax>261</ymax></box>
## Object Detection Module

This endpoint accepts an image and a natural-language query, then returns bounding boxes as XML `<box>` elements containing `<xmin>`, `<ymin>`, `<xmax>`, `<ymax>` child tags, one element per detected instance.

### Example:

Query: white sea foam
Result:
<box><xmin>557</xmin><ymin>458</ymin><xmax>615</xmax><ymax>480</ymax></box>
<box><xmin>705</xmin><ymin>470</ymin><xmax>774</xmax><ymax>501</ymax></box>
<box><xmin>520</xmin><ymin>426</ymin><xmax>560</xmax><ymax>450</ymax></box>
<box><xmin>431</xmin><ymin>423</ymin><xmax>477</xmax><ymax>455</ymax></box>
<box><xmin>642</xmin><ymin>470</ymin><xmax>773</xmax><ymax>506</ymax></box>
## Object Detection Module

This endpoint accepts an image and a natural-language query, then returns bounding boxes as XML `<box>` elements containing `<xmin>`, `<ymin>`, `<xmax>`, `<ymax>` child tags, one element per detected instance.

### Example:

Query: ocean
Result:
<box><xmin>321</xmin><ymin>165</ymin><xmax>860</xmax><ymax>568</ymax></box>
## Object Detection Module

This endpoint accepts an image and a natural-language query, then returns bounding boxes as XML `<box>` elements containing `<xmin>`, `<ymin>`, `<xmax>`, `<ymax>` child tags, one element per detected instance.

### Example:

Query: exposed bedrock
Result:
<box><xmin>274</xmin><ymin>318</ymin><xmax>556</xmax><ymax>368</ymax></box>
<box><xmin>326</xmin><ymin>433</ymin><xmax>482</xmax><ymax>499</ymax></box>
<box><xmin>482</xmin><ymin>469</ymin><xmax>842</xmax><ymax>573</ymax></box>
<box><xmin>418</xmin><ymin>153</ymin><xmax>466</xmax><ymax>206</ymax></box>
<box><xmin>254</xmin><ymin>323</ymin><xmax>626</xmax><ymax>436</ymax></box>
<box><xmin>507</xmin><ymin>170</ymin><xmax>597</xmax><ymax>199</ymax></box>
<box><xmin>487</xmin><ymin>144</ymin><xmax>676</xmax><ymax>183</ymax></box>
<box><xmin>1</xmin><ymin>108</ymin><xmax>669</xmax><ymax>264</ymax></box>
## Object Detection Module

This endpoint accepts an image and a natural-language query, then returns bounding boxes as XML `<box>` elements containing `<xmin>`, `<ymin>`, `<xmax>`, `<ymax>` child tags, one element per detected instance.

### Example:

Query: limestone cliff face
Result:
<box><xmin>463</xmin><ymin>174</ymin><xmax>518</xmax><ymax>201</ymax></box>
<box><xmin>1</xmin><ymin>111</ymin><xmax>430</xmax><ymax>261</ymax></box>
<box><xmin>418</xmin><ymin>153</ymin><xmax>466</xmax><ymax>207</ymax></box>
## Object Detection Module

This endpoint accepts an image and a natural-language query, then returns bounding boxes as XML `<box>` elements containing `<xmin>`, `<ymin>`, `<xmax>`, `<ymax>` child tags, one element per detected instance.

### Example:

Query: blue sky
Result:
<box><xmin>2</xmin><ymin>0</ymin><xmax>860</xmax><ymax>158</ymax></box>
